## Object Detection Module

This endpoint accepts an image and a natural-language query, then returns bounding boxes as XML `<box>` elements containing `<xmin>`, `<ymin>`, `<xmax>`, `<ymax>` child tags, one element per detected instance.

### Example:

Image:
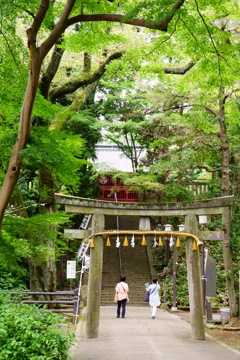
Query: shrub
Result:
<box><xmin>0</xmin><ymin>294</ymin><xmax>74</xmax><ymax>360</ymax></box>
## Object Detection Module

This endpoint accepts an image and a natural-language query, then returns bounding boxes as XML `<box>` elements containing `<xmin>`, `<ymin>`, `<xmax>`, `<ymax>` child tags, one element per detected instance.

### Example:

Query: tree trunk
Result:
<box><xmin>0</xmin><ymin>62</ymin><xmax>41</xmax><ymax>228</ymax></box>
<box><xmin>9</xmin><ymin>183</ymin><xmax>57</xmax><ymax>296</ymax></box>
<box><xmin>222</xmin><ymin>207</ymin><xmax>238</xmax><ymax>318</ymax></box>
<box><xmin>29</xmin><ymin>256</ymin><xmax>56</xmax><ymax>294</ymax></box>
<box><xmin>29</xmin><ymin>166</ymin><xmax>59</xmax><ymax>294</ymax></box>
<box><xmin>218</xmin><ymin>99</ymin><xmax>230</xmax><ymax>197</ymax></box>
<box><xmin>218</xmin><ymin>97</ymin><xmax>238</xmax><ymax>318</ymax></box>
<box><xmin>206</xmin><ymin>93</ymin><xmax>238</xmax><ymax>318</ymax></box>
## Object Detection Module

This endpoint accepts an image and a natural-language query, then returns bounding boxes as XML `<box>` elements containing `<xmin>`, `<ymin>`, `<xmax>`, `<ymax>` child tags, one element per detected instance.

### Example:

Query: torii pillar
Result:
<box><xmin>86</xmin><ymin>212</ymin><xmax>104</xmax><ymax>339</ymax></box>
<box><xmin>185</xmin><ymin>214</ymin><xmax>205</xmax><ymax>340</ymax></box>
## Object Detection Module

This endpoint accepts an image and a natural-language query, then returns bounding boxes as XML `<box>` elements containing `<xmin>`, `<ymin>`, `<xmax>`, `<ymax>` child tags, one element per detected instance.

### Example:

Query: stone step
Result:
<box><xmin>102</xmin><ymin>291</ymin><xmax>146</xmax><ymax>295</ymax></box>
<box><xmin>102</xmin><ymin>276</ymin><xmax>149</xmax><ymax>280</ymax></box>
<box><xmin>101</xmin><ymin>241</ymin><xmax>151</xmax><ymax>305</ymax></box>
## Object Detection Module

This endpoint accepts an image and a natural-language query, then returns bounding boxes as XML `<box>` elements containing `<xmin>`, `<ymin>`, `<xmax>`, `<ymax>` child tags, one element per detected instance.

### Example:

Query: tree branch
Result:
<box><xmin>49</xmin><ymin>80</ymin><xmax>99</xmax><ymax>131</ymax></box>
<box><xmin>193</xmin><ymin>165</ymin><xmax>221</xmax><ymax>172</ymax></box>
<box><xmin>194</xmin><ymin>0</ymin><xmax>224</xmax><ymax>80</ymax></box>
<box><xmin>163</xmin><ymin>61</ymin><xmax>195</xmax><ymax>74</ymax></box>
<box><xmin>163</xmin><ymin>103</ymin><xmax>191</xmax><ymax>111</ymax></box>
<box><xmin>49</xmin><ymin>50</ymin><xmax>124</xmax><ymax>102</ymax></box>
<box><xmin>28</xmin><ymin>0</ymin><xmax>50</xmax><ymax>40</ymax></box>
<box><xmin>201</xmin><ymin>142</ymin><xmax>220</xmax><ymax>148</ymax></box>
<box><xmin>40</xmin><ymin>0</ymin><xmax>76</xmax><ymax>61</ymax></box>
<box><xmin>205</xmin><ymin>105</ymin><xmax>219</xmax><ymax>118</ymax></box>
<box><xmin>66</xmin><ymin>1</ymin><xmax>186</xmax><ymax>31</ymax></box>
<box><xmin>39</xmin><ymin>39</ymin><xmax>65</xmax><ymax>100</ymax></box>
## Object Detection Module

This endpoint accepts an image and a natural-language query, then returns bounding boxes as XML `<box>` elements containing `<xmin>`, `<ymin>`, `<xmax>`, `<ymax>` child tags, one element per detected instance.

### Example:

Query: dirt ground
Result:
<box><xmin>205</xmin><ymin>328</ymin><xmax>240</xmax><ymax>351</ymax></box>
<box><xmin>170</xmin><ymin>310</ymin><xmax>240</xmax><ymax>352</ymax></box>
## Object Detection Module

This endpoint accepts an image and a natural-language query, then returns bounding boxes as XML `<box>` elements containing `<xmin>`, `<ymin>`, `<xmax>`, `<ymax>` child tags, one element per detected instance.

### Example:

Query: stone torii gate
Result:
<box><xmin>55</xmin><ymin>194</ymin><xmax>233</xmax><ymax>341</ymax></box>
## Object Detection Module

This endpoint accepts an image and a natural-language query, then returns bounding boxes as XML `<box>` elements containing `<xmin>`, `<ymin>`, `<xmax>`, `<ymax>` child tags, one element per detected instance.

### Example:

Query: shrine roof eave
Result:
<box><xmin>54</xmin><ymin>194</ymin><xmax>234</xmax><ymax>217</ymax></box>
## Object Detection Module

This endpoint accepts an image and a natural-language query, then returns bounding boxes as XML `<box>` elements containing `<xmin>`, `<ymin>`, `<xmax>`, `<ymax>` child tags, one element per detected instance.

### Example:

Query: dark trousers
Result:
<box><xmin>117</xmin><ymin>298</ymin><xmax>127</xmax><ymax>318</ymax></box>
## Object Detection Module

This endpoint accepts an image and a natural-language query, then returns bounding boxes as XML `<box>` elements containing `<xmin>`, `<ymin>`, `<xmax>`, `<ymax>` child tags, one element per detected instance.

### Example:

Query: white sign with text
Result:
<box><xmin>66</xmin><ymin>261</ymin><xmax>76</xmax><ymax>279</ymax></box>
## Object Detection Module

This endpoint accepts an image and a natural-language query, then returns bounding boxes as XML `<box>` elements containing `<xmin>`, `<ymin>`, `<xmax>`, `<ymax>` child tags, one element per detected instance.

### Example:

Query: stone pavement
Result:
<box><xmin>70</xmin><ymin>306</ymin><xmax>240</xmax><ymax>360</ymax></box>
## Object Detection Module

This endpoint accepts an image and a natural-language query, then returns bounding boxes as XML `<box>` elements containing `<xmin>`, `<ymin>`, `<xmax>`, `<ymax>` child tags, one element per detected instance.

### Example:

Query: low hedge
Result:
<box><xmin>0</xmin><ymin>294</ymin><xmax>74</xmax><ymax>360</ymax></box>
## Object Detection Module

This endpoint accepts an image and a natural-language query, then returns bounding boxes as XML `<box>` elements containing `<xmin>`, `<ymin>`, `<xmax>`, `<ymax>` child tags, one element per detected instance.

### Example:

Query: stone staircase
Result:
<box><xmin>101</xmin><ymin>237</ymin><xmax>151</xmax><ymax>306</ymax></box>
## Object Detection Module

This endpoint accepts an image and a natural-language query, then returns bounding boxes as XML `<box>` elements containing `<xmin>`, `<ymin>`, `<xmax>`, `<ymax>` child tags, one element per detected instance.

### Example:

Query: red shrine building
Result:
<box><xmin>93</xmin><ymin>145</ymin><xmax>143</xmax><ymax>203</ymax></box>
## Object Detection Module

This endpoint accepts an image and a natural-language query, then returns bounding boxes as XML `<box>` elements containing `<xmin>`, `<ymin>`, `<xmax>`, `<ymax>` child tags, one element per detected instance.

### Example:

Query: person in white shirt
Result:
<box><xmin>147</xmin><ymin>277</ymin><xmax>160</xmax><ymax>319</ymax></box>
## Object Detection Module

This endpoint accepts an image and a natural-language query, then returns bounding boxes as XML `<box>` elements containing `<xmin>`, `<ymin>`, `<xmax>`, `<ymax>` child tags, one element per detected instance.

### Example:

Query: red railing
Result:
<box><xmin>97</xmin><ymin>187</ymin><xmax>138</xmax><ymax>202</ymax></box>
<box><xmin>96</xmin><ymin>175</ymin><xmax>138</xmax><ymax>202</ymax></box>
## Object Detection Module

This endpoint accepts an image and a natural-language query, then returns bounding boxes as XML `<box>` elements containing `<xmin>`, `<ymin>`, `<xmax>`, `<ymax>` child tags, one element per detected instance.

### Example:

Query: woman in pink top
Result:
<box><xmin>115</xmin><ymin>276</ymin><xmax>129</xmax><ymax>318</ymax></box>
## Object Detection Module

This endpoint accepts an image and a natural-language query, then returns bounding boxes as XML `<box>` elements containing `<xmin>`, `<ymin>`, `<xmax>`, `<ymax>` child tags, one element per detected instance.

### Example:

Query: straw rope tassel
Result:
<box><xmin>176</xmin><ymin>236</ymin><xmax>181</xmax><ymax>247</ymax></box>
<box><xmin>116</xmin><ymin>235</ymin><xmax>120</xmax><ymax>248</ymax></box>
<box><xmin>153</xmin><ymin>232</ymin><xmax>157</xmax><ymax>247</ymax></box>
<box><xmin>106</xmin><ymin>236</ymin><xmax>111</xmax><ymax>246</ymax></box>
<box><xmin>90</xmin><ymin>238</ymin><xmax>94</xmax><ymax>248</ymax></box>
<box><xmin>123</xmin><ymin>235</ymin><xmax>128</xmax><ymax>246</ymax></box>
<box><xmin>141</xmin><ymin>235</ymin><xmax>146</xmax><ymax>245</ymax></box>
<box><xmin>192</xmin><ymin>240</ymin><xmax>197</xmax><ymax>250</ymax></box>
<box><xmin>158</xmin><ymin>236</ymin><xmax>163</xmax><ymax>246</ymax></box>
<box><xmin>131</xmin><ymin>234</ymin><xmax>135</xmax><ymax>248</ymax></box>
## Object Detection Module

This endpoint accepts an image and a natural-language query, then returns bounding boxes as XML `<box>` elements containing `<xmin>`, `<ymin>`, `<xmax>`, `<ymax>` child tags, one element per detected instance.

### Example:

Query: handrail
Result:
<box><xmin>4</xmin><ymin>289</ymin><xmax>80</xmax><ymax>323</ymax></box>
